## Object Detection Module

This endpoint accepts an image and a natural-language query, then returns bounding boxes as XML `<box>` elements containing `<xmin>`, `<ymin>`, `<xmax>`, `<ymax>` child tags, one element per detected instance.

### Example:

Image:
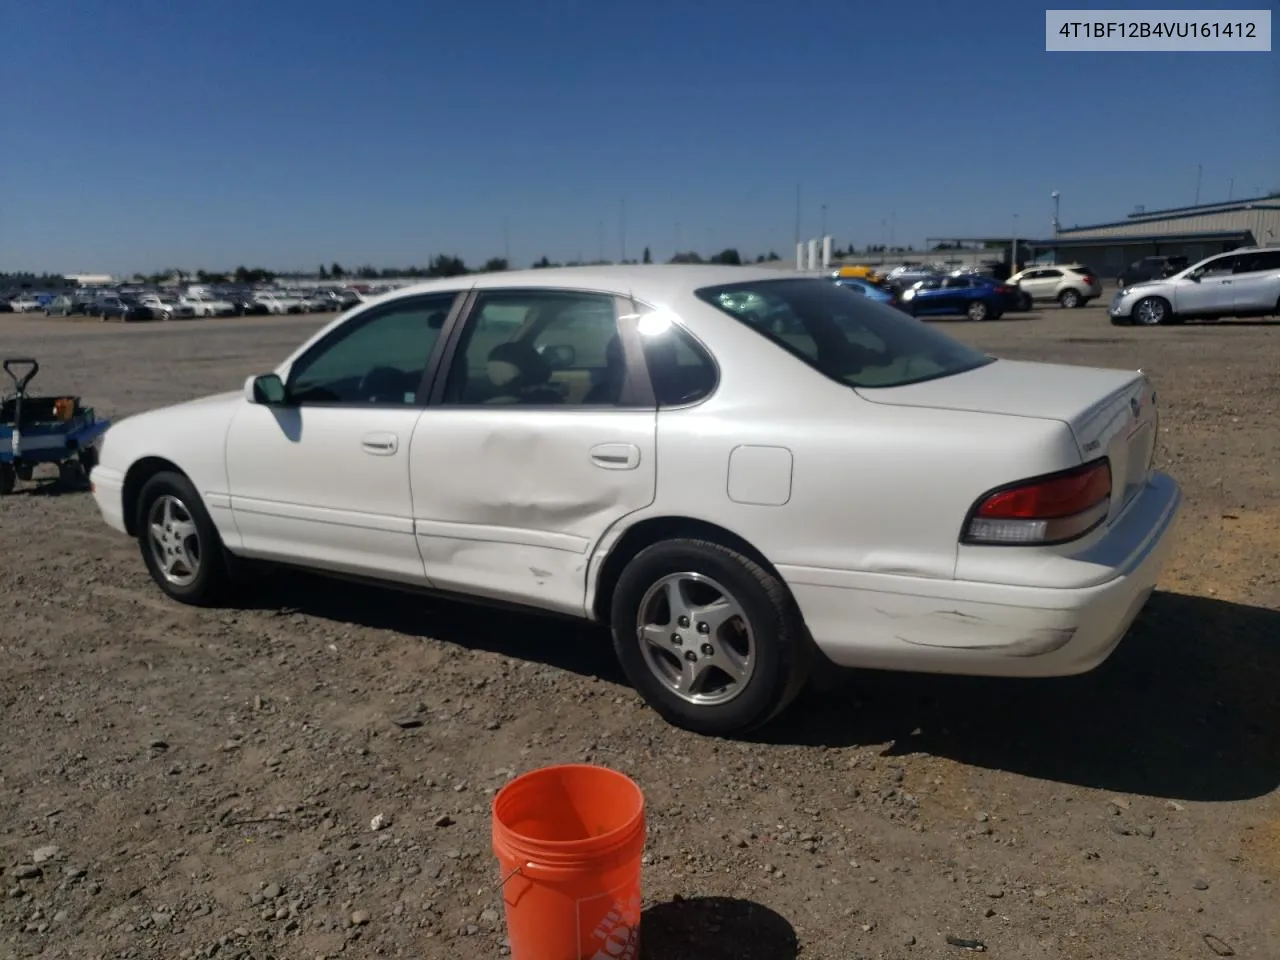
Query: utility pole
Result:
<box><xmin>596</xmin><ymin>220</ymin><xmax>604</xmax><ymax>263</ymax></box>
<box><xmin>820</xmin><ymin>202</ymin><xmax>827</xmax><ymax>239</ymax></box>
<box><xmin>503</xmin><ymin>217</ymin><xmax>510</xmax><ymax>263</ymax></box>
<box><xmin>1195</xmin><ymin>164</ymin><xmax>1203</xmax><ymax>205</ymax></box>
<box><xmin>1051</xmin><ymin>191</ymin><xmax>1061</xmax><ymax>236</ymax></box>
<box><xmin>619</xmin><ymin>199</ymin><xmax>627</xmax><ymax>263</ymax></box>
<box><xmin>793</xmin><ymin>183</ymin><xmax>801</xmax><ymax>248</ymax></box>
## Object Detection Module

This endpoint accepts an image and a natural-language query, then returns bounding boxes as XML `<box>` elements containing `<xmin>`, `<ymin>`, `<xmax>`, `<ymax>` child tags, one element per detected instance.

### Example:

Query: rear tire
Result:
<box><xmin>1058</xmin><ymin>289</ymin><xmax>1082</xmax><ymax>309</ymax></box>
<box><xmin>0</xmin><ymin>463</ymin><xmax>14</xmax><ymax>495</ymax></box>
<box><xmin>610</xmin><ymin>538</ymin><xmax>814</xmax><ymax>737</ymax></box>
<box><xmin>136</xmin><ymin>471</ymin><xmax>231</xmax><ymax>606</ymax></box>
<box><xmin>966</xmin><ymin>300</ymin><xmax>989</xmax><ymax>321</ymax></box>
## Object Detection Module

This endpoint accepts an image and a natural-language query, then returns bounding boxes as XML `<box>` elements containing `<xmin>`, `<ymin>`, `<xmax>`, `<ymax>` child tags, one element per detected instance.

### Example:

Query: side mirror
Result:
<box><xmin>244</xmin><ymin>373</ymin><xmax>287</xmax><ymax>405</ymax></box>
<box><xmin>538</xmin><ymin>343</ymin><xmax>576</xmax><ymax>370</ymax></box>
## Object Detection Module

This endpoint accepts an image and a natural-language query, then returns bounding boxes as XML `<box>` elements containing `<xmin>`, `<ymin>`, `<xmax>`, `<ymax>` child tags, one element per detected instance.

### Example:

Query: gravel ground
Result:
<box><xmin>1</xmin><ymin>306</ymin><xmax>1277</xmax><ymax>960</ymax></box>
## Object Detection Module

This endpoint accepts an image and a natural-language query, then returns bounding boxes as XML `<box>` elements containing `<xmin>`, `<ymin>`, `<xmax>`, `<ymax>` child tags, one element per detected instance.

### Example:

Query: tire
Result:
<box><xmin>135</xmin><ymin>470</ymin><xmax>230</xmax><ymax>606</ymax></box>
<box><xmin>1133</xmin><ymin>296</ymin><xmax>1171</xmax><ymax>326</ymax></box>
<box><xmin>1017</xmin><ymin>292</ymin><xmax>1032</xmax><ymax>312</ymax></box>
<box><xmin>0</xmin><ymin>463</ymin><xmax>14</xmax><ymax>496</ymax></box>
<box><xmin>966</xmin><ymin>300</ymin><xmax>990</xmax><ymax>321</ymax></box>
<box><xmin>609</xmin><ymin>538</ymin><xmax>814</xmax><ymax>736</ymax></box>
<box><xmin>1058</xmin><ymin>289</ymin><xmax>1082</xmax><ymax>309</ymax></box>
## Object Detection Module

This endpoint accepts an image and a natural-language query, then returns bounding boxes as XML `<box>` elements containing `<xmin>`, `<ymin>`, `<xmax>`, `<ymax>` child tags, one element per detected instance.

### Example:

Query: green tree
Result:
<box><xmin>532</xmin><ymin>255</ymin><xmax>552</xmax><ymax>269</ymax></box>
<box><xmin>427</xmin><ymin>254</ymin><xmax>469</xmax><ymax>277</ymax></box>
<box><xmin>668</xmin><ymin>251</ymin><xmax>703</xmax><ymax>264</ymax></box>
<box><xmin>709</xmin><ymin>248</ymin><xmax>742</xmax><ymax>265</ymax></box>
<box><xmin>642</xmin><ymin>246</ymin><xmax>651</xmax><ymax>264</ymax></box>
<box><xmin>318</xmin><ymin>264</ymin><xmax>329</xmax><ymax>279</ymax></box>
<box><xmin>482</xmin><ymin>257</ymin><xmax>509</xmax><ymax>273</ymax></box>
<box><xmin>330</xmin><ymin>262</ymin><xmax>345</xmax><ymax>278</ymax></box>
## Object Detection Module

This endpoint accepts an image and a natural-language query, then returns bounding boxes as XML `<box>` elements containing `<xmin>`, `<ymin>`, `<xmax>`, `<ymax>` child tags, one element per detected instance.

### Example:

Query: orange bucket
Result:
<box><xmin>492</xmin><ymin>764</ymin><xmax>645</xmax><ymax>960</ymax></box>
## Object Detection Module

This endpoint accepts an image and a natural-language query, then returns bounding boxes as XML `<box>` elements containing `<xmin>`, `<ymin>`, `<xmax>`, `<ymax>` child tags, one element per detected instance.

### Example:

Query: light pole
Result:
<box><xmin>1051</xmin><ymin>191</ymin><xmax>1061</xmax><ymax>236</ymax></box>
<box><xmin>820</xmin><ymin>203</ymin><xmax>827</xmax><ymax>239</ymax></box>
<box><xmin>1195</xmin><ymin>164</ymin><xmax>1203</xmax><ymax>205</ymax></box>
<box><xmin>1012</xmin><ymin>213</ymin><xmax>1019</xmax><ymax>272</ymax></box>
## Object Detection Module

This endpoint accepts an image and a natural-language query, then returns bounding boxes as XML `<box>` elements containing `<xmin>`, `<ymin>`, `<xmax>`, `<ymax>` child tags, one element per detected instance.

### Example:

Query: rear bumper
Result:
<box><xmin>780</xmin><ymin>471</ymin><xmax>1181</xmax><ymax>677</ymax></box>
<box><xmin>90</xmin><ymin>465</ymin><xmax>128</xmax><ymax>535</ymax></box>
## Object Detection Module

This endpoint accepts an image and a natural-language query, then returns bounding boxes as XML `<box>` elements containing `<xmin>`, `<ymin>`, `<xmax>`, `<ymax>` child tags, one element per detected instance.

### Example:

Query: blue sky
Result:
<box><xmin>3</xmin><ymin>0</ymin><xmax>1277</xmax><ymax>274</ymax></box>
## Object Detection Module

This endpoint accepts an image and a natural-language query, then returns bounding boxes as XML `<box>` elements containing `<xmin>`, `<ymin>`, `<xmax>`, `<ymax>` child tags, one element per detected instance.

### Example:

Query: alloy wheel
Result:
<box><xmin>147</xmin><ymin>494</ymin><xmax>202</xmax><ymax>586</ymax></box>
<box><xmin>636</xmin><ymin>572</ymin><xmax>755</xmax><ymax>706</ymax></box>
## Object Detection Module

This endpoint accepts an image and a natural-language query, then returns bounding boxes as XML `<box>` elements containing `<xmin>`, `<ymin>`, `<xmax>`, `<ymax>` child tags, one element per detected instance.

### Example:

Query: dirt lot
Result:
<box><xmin>1</xmin><ymin>305</ymin><xmax>1277</xmax><ymax>960</ymax></box>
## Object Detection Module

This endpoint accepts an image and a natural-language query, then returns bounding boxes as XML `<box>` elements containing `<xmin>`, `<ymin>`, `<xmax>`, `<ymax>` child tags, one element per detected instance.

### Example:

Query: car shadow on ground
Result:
<box><xmin>252</xmin><ymin>578</ymin><xmax>1276</xmax><ymax>803</ymax></box>
<box><xmin>639</xmin><ymin>897</ymin><xmax>797</xmax><ymax>960</ymax></box>
<box><xmin>760</xmin><ymin>590</ymin><xmax>1279</xmax><ymax>803</ymax></box>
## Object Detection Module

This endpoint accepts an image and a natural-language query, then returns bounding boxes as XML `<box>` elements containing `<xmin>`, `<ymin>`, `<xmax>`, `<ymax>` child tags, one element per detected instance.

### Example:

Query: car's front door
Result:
<box><xmin>1174</xmin><ymin>254</ymin><xmax>1238</xmax><ymax>316</ymax></box>
<box><xmin>224</xmin><ymin>291</ymin><xmax>463</xmax><ymax>583</ymax></box>
<box><xmin>408</xmin><ymin>287</ymin><xmax>657</xmax><ymax>615</ymax></box>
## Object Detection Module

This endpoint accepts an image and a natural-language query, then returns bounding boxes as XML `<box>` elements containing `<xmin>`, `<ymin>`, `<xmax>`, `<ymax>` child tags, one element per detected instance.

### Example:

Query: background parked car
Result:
<box><xmin>900</xmin><ymin>274</ymin><xmax>1007</xmax><ymax>321</ymax></box>
<box><xmin>1117</xmin><ymin>255</ymin><xmax>1189</xmax><ymax>290</ymax></box>
<box><xmin>89</xmin><ymin>295</ymin><xmax>155</xmax><ymax>322</ymax></box>
<box><xmin>1007</xmin><ymin>263</ymin><xmax>1101</xmax><ymax>308</ymax></box>
<box><xmin>10</xmin><ymin>295</ymin><xmax>42</xmax><ymax>312</ymax></box>
<box><xmin>951</xmin><ymin>271</ymin><xmax>1033</xmax><ymax>311</ymax></box>
<box><xmin>44</xmin><ymin>294</ymin><xmax>95</xmax><ymax>317</ymax></box>
<box><xmin>832</xmin><ymin>276</ymin><xmax>901</xmax><ymax>309</ymax></box>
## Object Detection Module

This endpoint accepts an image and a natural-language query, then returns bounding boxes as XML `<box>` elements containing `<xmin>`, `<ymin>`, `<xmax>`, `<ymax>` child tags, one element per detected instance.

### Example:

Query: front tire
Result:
<box><xmin>610</xmin><ymin>539</ymin><xmax>813</xmax><ymax>736</ymax></box>
<box><xmin>1133</xmin><ymin>296</ymin><xmax>1171</xmax><ymax>326</ymax></box>
<box><xmin>136</xmin><ymin>471</ymin><xmax>230</xmax><ymax>605</ymax></box>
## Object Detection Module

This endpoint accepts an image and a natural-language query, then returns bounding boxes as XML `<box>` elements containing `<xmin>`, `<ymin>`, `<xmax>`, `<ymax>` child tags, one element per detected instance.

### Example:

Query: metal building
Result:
<box><xmin>1030</xmin><ymin>196</ymin><xmax>1280</xmax><ymax>278</ymax></box>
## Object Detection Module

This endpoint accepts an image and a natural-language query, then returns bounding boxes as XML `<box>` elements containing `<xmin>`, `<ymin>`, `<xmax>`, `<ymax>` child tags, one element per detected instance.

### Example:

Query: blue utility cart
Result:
<box><xmin>0</xmin><ymin>358</ymin><xmax>111</xmax><ymax>494</ymax></box>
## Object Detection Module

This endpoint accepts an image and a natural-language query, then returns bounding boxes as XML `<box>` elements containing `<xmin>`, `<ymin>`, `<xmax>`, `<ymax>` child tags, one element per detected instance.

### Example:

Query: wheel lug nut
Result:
<box><xmin>696</xmin><ymin>621</ymin><xmax>710</xmax><ymax>634</ymax></box>
<box><xmin>701</xmin><ymin>643</ymin><xmax>714</xmax><ymax>656</ymax></box>
<box><xmin>677</xmin><ymin>615</ymin><xmax>690</xmax><ymax>628</ymax></box>
<box><xmin>670</xmin><ymin>633</ymin><xmax>682</xmax><ymax>645</ymax></box>
<box><xmin>683</xmin><ymin>650</ymin><xmax>697</xmax><ymax>662</ymax></box>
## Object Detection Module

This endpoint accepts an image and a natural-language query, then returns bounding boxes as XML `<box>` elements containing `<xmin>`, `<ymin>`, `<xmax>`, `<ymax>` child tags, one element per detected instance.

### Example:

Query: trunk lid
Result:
<box><xmin>857</xmin><ymin>359</ymin><xmax>1158</xmax><ymax>521</ymax></box>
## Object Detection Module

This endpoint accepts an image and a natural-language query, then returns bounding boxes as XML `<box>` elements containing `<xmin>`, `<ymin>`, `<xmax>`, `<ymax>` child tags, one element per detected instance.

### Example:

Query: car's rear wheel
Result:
<box><xmin>610</xmin><ymin>539</ymin><xmax>813</xmax><ymax>736</ymax></box>
<box><xmin>136</xmin><ymin>471</ymin><xmax>230</xmax><ymax>606</ymax></box>
<box><xmin>1133</xmin><ymin>296</ymin><xmax>1171</xmax><ymax>326</ymax></box>
<box><xmin>1058</xmin><ymin>289</ymin><xmax>1082</xmax><ymax>308</ymax></box>
<box><xmin>966</xmin><ymin>300</ymin><xmax>989</xmax><ymax>321</ymax></box>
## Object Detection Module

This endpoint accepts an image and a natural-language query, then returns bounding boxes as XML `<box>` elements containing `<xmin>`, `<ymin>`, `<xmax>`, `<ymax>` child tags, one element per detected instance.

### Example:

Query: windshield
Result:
<box><xmin>695</xmin><ymin>278</ymin><xmax>994</xmax><ymax>388</ymax></box>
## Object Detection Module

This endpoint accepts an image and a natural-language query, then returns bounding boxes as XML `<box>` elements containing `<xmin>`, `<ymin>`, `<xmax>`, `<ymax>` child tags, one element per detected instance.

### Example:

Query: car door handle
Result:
<box><xmin>361</xmin><ymin>432</ymin><xmax>399</xmax><ymax>455</ymax></box>
<box><xmin>590</xmin><ymin>443</ymin><xmax>640</xmax><ymax>470</ymax></box>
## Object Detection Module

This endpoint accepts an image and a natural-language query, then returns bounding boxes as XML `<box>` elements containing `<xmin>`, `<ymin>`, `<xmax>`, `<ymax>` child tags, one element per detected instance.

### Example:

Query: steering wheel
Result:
<box><xmin>359</xmin><ymin>366</ymin><xmax>411</xmax><ymax>403</ymax></box>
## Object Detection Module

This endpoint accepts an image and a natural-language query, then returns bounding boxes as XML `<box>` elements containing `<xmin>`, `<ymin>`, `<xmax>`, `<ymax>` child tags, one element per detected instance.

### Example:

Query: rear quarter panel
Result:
<box><xmin>591</xmin><ymin>293</ymin><xmax>1081</xmax><ymax>586</ymax></box>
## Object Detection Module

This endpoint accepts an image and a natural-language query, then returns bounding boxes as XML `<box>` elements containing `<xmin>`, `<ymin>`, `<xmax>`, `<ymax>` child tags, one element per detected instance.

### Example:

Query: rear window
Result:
<box><xmin>695</xmin><ymin>278</ymin><xmax>993</xmax><ymax>389</ymax></box>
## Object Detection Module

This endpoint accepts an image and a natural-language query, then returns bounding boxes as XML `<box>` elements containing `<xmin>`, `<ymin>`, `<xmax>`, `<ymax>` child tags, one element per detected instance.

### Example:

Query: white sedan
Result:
<box><xmin>88</xmin><ymin>266</ymin><xmax>1181</xmax><ymax>735</ymax></box>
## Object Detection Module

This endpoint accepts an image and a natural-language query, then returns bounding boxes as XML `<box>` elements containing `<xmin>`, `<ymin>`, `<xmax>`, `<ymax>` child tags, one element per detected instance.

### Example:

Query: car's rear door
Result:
<box><xmin>407</xmin><ymin>286</ymin><xmax>657</xmax><ymax>616</ymax></box>
<box><xmin>1231</xmin><ymin>249</ymin><xmax>1280</xmax><ymax>313</ymax></box>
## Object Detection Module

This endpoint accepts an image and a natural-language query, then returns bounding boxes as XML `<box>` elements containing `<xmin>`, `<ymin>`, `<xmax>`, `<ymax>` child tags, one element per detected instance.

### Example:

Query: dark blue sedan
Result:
<box><xmin>900</xmin><ymin>274</ymin><xmax>1011</xmax><ymax>321</ymax></box>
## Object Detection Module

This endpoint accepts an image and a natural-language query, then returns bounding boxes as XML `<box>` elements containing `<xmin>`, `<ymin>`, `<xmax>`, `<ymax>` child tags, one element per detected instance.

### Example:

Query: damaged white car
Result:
<box><xmin>88</xmin><ymin>266</ymin><xmax>1181</xmax><ymax>735</ymax></box>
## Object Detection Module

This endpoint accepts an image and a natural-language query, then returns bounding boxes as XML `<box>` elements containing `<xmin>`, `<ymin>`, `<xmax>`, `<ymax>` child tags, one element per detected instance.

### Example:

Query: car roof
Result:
<box><xmin>369</xmin><ymin>264</ymin><xmax>796</xmax><ymax>305</ymax></box>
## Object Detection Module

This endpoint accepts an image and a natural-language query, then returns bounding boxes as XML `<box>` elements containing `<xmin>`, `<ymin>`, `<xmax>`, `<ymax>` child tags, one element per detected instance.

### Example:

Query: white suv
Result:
<box><xmin>1008</xmin><ymin>263</ymin><xmax>1102</xmax><ymax>309</ymax></box>
<box><xmin>1109</xmin><ymin>247</ymin><xmax>1280</xmax><ymax>327</ymax></box>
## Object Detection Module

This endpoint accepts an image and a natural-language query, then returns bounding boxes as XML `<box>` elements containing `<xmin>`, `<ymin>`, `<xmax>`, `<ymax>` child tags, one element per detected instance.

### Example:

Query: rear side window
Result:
<box><xmin>695</xmin><ymin>278</ymin><xmax>993</xmax><ymax>389</ymax></box>
<box><xmin>1070</xmin><ymin>266</ymin><xmax>1096</xmax><ymax>276</ymax></box>
<box><xmin>1235</xmin><ymin>250</ymin><xmax>1280</xmax><ymax>273</ymax></box>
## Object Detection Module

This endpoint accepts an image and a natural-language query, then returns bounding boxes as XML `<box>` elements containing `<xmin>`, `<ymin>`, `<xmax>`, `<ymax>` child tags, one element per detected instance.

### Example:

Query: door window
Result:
<box><xmin>632</xmin><ymin>307</ymin><xmax>718</xmax><ymax>407</ymax></box>
<box><xmin>286</xmin><ymin>293</ymin><xmax>456</xmax><ymax>405</ymax></box>
<box><xmin>442</xmin><ymin>289</ymin><xmax>627</xmax><ymax>406</ymax></box>
<box><xmin>942</xmin><ymin>277</ymin><xmax>970</xmax><ymax>288</ymax></box>
<box><xmin>1234</xmin><ymin>250</ymin><xmax>1280</xmax><ymax>274</ymax></box>
<box><xmin>1195</xmin><ymin>255</ymin><xmax>1237</xmax><ymax>278</ymax></box>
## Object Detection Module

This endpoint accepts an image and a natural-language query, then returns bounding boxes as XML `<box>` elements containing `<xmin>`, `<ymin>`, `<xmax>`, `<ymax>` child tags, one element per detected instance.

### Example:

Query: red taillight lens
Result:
<box><xmin>995</xmin><ymin>285</ymin><xmax>1012</xmax><ymax>294</ymax></box>
<box><xmin>1081</xmin><ymin>275</ymin><xmax>1095</xmax><ymax>285</ymax></box>
<box><xmin>964</xmin><ymin>459</ymin><xmax>1112</xmax><ymax>545</ymax></box>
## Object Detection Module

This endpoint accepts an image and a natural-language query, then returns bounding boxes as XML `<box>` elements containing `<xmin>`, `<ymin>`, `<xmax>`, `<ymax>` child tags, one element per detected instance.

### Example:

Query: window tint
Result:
<box><xmin>1070</xmin><ymin>265</ymin><xmax>1096</xmax><ymax>276</ymax></box>
<box><xmin>633</xmin><ymin>307</ymin><xmax>718</xmax><ymax>407</ymax></box>
<box><xmin>942</xmin><ymin>277</ymin><xmax>969</xmax><ymax>288</ymax></box>
<box><xmin>287</xmin><ymin>293</ymin><xmax>454</xmax><ymax>405</ymax></box>
<box><xmin>696</xmin><ymin>278</ymin><xmax>993</xmax><ymax>389</ymax></box>
<box><xmin>1040</xmin><ymin>269</ymin><xmax>1064</xmax><ymax>279</ymax></box>
<box><xmin>442</xmin><ymin>289</ymin><xmax>625</xmax><ymax>406</ymax></box>
<box><xmin>1235</xmin><ymin>250</ymin><xmax>1280</xmax><ymax>273</ymax></box>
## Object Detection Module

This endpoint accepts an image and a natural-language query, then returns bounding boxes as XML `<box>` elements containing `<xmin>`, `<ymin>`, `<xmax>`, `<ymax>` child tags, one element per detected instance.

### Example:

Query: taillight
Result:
<box><xmin>963</xmin><ymin>459</ymin><xmax>1112</xmax><ymax>546</ymax></box>
<box><xmin>995</xmin><ymin>285</ymin><xmax>1012</xmax><ymax>294</ymax></box>
<box><xmin>1081</xmin><ymin>275</ymin><xmax>1095</xmax><ymax>285</ymax></box>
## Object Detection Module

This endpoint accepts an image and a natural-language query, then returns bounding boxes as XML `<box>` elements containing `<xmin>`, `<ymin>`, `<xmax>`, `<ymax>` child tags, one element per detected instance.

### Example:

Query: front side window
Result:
<box><xmin>696</xmin><ymin>278</ymin><xmax>993</xmax><ymax>389</ymax></box>
<box><xmin>286</xmin><ymin>293</ymin><xmax>455</xmax><ymax>405</ymax></box>
<box><xmin>442</xmin><ymin>289</ymin><xmax>628</xmax><ymax>406</ymax></box>
<box><xmin>1195</xmin><ymin>255</ymin><xmax>1237</xmax><ymax>278</ymax></box>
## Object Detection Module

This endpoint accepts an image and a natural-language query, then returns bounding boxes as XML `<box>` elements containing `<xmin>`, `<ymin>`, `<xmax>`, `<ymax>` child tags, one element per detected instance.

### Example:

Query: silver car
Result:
<box><xmin>1109</xmin><ymin>247</ymin><xmax>1280</xmax><ymax>326</ymax></box>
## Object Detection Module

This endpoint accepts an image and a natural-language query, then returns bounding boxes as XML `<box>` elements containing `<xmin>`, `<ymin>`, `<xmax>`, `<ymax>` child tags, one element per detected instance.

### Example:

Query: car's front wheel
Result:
<box><xmin>1133</xmin><ymin>296</ymin><xmax>1171</xmax><ymax>326</ymax></box>
<box><xmin>610</xmin><ymin>539</ymin><xmax>813</xmax><ymax>736</ymax></box>
<box><xmin>136</xmin><ymin>470</ymin><xmax>229</xmax><ymax>605</ymax></box>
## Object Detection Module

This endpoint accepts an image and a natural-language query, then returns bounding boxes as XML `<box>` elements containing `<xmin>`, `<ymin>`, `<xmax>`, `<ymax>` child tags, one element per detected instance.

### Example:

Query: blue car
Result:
<box><xmin>832</xmin><ymin>276</ymin><xmax>901</xmax><ymax>309</ymax></box>
<box><xmin>960</xmin><ymin>272</ymin><xmax>1033</xmax><ymax>312</ymax></box>
<box><xmin>900</xmin><ymin>274</ymin><xmax>1008</xmax><ymax>321</ymax></box>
